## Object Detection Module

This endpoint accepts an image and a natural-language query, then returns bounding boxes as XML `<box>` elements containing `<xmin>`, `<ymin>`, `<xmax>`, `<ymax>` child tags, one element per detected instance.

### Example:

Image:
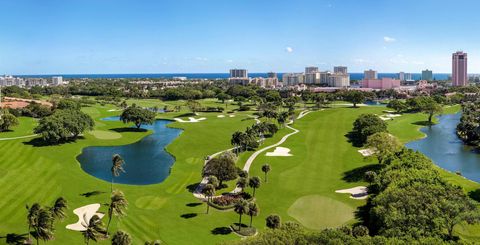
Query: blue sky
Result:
<box><xmin>1</xmin><ymin>0</ymin><xmax>479</xmax><ymax>74</ymax></box>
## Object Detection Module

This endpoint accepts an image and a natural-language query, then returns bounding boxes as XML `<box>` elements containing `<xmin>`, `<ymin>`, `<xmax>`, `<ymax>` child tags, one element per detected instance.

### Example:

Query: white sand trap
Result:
<box><xmin>217</xmin><ymin>115</ymin><xmax>225</xmax><ymax>118</ymax></box>
<box><xmin>174</xmin><ymin>117</ymin><xmax>207</xmax><ymax>123</ymax></box>
<box><xmin>229</xmin><ymin>115</ymin><xmax>236</xmax><ymax>118</ymax></box>
<box><xmin>358</xmin><ymin>148</ymin><xmax>375</xmax><ymax>157</ymax></box>
<box><xmin>335</xmin><ymin>186</ymin><xmax>368</xmax><ymax>200</ymax></box>
<box><xmin>66</xmin><ymin>203</ymin><xmax>105</xmax><ymax>231</ymax></box>
<box><xmin>379</xmin><ymin>116</ymin><xmax>392</xmax><ymax>121</ymax></box>
<box><xmin>107</xmin><ymin>109</ymin><xmax>121</xmax><ymax>112</ymax></box>
<box><xmin>266</xmin><ymin>147</ymin><xmax>292</xmax><ymax>156</ymax></box>
<box><xmin>385</xmin><ymin>113</ymin><xmax>401</xmax><ymax>118</ymax></box>
<box><xmin>383</xmin><ymin>110</ymin><xmax>395</xmax><ymax>113</ymax></box>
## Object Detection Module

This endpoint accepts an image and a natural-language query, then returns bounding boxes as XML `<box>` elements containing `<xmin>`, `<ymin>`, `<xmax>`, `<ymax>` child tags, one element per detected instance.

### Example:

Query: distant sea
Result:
<box><xmin>14</xmin><ymin>73</ymin><xmax>451</xmax><ymax>80</ymax></box>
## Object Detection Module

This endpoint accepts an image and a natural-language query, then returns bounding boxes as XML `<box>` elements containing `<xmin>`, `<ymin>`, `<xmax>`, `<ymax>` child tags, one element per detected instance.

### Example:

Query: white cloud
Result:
<box><xmin>383</xmin><ymin>36</ymin><xmax>396</xmax><ymax>43</ymax></box>
<box><xmin>226</xmin><ymin>59</ymin><xmax>233</xmax><ymax>63</ymax></box>
<box><xmin>285</xmin><ymin>46</ymin><xmax>294</xmax><ymax>53</ymax></box>
<box><xmin>195</xmin><ymin>57</ymin><xmax>208</xmax><ymax>61</ymax></box>
<box><xmin>353</xmin><ymin>58</ymin><xmax>370</xmax><ymax>64</ymax></box>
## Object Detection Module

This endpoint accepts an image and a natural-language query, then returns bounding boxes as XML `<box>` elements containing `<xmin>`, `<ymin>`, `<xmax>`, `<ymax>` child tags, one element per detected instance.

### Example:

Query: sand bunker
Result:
<box><xmin>380</xmin><ymin>113</ymin><xmax>401</xmax><ymax>121</ymax></box>
<box><xmin>217</xmin><ymin>115</ymin><xmax>225</xmax><ymax>118</ymax></box>
<box><xmin>335</xmin><ymin>186</ymin><xmax>368</xmax><ymax>200</ymax></box>
<box><xmin>107</xmin><ymin>109</ymin><xmax>122</xmax><ymax>112</ymax></box>
<box><xmin>229</xmin><ymin>115</ymin><xmax>236</xmax><ymax>118</ymax></box>
<box><xmin>266</xmin><ymin>147</ymin><xmax>292</xmax><ymax>156</ymax></box>
<box><xmin>174</xmin><ymin>117</ymin><xmax>207</xmax><ymax>123</ymax></box>
<box><xmin>358</xmin><ymin>148</ymin><xmax>375</xmax><ymax>157</ymax></box>
<box><xmin>66</xmin><ymin>203</ymin><xmax>105</xmax><ymax>231</ymax></box>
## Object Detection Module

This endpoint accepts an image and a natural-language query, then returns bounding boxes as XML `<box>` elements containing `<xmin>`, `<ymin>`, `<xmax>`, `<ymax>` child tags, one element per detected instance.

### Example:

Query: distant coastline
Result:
<box><xmin>14</xmin><ymin>73</ymin><xmax>451</xmax><ymax>80</ymax></box>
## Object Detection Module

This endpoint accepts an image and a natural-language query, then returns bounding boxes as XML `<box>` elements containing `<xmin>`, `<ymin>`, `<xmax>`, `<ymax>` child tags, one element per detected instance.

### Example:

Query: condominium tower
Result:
<box><xmin>452</xmin><ymin>51</ymin><xmax>467</xmax><ymax>86</ymax></box>
<box><xmin>364</xmin><ymin>69</ymin><xmax>378</xmax><ymax>80</ymax></box>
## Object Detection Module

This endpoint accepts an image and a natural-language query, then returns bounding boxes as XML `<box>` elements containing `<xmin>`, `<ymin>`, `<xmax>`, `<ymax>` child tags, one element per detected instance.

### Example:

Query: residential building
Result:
<box><xmin>305</xmin><ymin>72</ymin><xmax>320</xmax><ymax>84</ymax></box>
<box><xmin>282</xmin><ymin>73</ymin><xmax>304</xmax><ymax>86</ymax></box>
<box><xmin>334</xmin><ymin>66</ymin><xmax>348</xmax><ymax>74</ymax></box>
<box><xmin>328</xmin><ymin>73</ymin><xmax>350</xmax><ymax>87</ymax></box>
<box><xmin>0</xmin><ymin>76</ymin><xmax>25</xmax><ymax>87</ymax></box>
<box><xmin>251</xmin><ymin>77</ymin><xmax>278</xmax><ymax>88</ymax></box>
<box><xmin>452</xmin><ymin>51</ymin><xmax>468</xmax><ymax>86</ymax></box>
<box><xmin>52</xmin><ymin>76</ymin><xmax>63</xmax><ymax>85</ymax></box>
<box><xmin>364</xmin><ymin>69</ymin><xmax>378</xmax><ymax>79</ymax></box>
<box><xmin>319</xmin><ymin>71</ymin><xmax>330</xmax><ymax>85</ymax></box>
<box><xmin>25</xmin><ymin>78</ymin><xmax>48</xmax><ymax>87</ymax></box>
<box><xmin>361</xmin><ymin>78</ymin><xmax>400</xmax><ymax>90</ymax></box>
<box><xmin>229</xmin><ymin>68</ymin><xmax>250</xmax><ymax>85</ymax></box>
<box><xmin>421</xmin><ymin>69</ymin><xmax>433</xmax><ymax>81</ymax></box>
<box><xmin>305</xmin><ymin>66</ymin><xmax>319</xmax><ymax>74</ymax></box>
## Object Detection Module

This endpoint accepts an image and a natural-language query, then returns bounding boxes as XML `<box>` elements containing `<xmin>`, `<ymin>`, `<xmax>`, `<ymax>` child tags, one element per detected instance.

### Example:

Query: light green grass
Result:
<box><xmin>0</xmin><ymin>102</ymin><xmax>479</xmax><ymax>244</ymax></box>
<box><xmin>287</xmin><ymin>195</ymin><xmax>355</xmax><ymax>230</ymax></box>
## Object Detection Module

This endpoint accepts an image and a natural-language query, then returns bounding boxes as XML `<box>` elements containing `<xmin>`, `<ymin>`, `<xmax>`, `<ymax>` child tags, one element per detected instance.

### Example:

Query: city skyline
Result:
<box><xmin>2</xmin><ymin>0</ymin><xmax>480</xmax><ymax>74</ymax></box>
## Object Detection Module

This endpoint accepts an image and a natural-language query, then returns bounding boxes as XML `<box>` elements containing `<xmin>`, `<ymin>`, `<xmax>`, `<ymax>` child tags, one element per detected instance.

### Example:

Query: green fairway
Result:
<box><xmin>0</xmin><ymin>100</ymin><xmax>479</xmax><ymax>244</ymax></box>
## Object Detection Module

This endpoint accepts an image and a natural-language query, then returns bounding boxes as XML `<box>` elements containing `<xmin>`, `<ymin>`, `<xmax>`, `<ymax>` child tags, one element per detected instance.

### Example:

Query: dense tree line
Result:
<box><xmin>457</xmin><ymin>101</ymin><xmax>480</xmax><ymax>146</ymax></box>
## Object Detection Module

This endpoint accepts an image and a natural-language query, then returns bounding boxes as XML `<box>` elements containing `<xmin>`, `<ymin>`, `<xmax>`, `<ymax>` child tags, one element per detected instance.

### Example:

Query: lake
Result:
<box><xmin>406</xmin><ymin>113</ymin><xmax>480</xmax><ymax>182</ymax></box>
<box><xmin>77</xmin><ymin>117</ymin><xmax>182</xmax><ymax>185</ymax></box>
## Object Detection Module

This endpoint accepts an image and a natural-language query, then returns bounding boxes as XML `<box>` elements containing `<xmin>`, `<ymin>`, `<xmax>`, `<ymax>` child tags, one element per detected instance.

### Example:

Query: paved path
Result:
<box><xmin>0</xmin><ymin>134</ymin><xmax>38</xmax><ymax>141</ymax></box>
<box><xmin>193</xmin><ymin>111</ymin><xmax>311</xmax><ymax>200</ymax></box>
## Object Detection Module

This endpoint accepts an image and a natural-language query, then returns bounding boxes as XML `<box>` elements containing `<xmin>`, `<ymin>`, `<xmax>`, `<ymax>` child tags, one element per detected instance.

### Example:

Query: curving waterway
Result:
<box><xmin>77</xmin><ymin>116</ymin><xmax>182</xmax><ymax>185</ymax></box>
<box><xmin>406</xmin><ymin>113</ymin><xmax>480</xmax><ymax>183</ymax></box>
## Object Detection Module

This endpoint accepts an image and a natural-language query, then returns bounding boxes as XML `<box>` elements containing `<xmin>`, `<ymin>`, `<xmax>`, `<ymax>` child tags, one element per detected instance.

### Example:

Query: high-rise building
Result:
<box><xmin>328</xmin><ymin>73</ymin><xmax>350</xmax><ymax>87</ymax></box>
<box><xmin>361</xmin><ymin>78</ymin><xmax>401</xmax><ymax>90</ymax></box>
<box><xmin>398</xmin><ymin>72</ymin><xmax>412</xmax><ymax>81</ymax></box>
<box><xmin>305</xmin><ymin>72</ymin><xmax>320</xmax><ymax>84</ymax></box>
<box><xmin>229</xmin><ymin>69</ymin><xmax>250</xmax><ymax>85</ymax></box>
<box><xmin>334</xmin><ymin>66</ymin><xmax>348</xmax><ymax>74</ymax></box>
<box><xmin>452</xmin><ymin>51</ymin><xmax>468</xmax><ymax>87</ymax></box>
<box><xmin>305</xmin><ymin>66</ymin><xmax>319</xmax><ymax>74</ymax></box>
<box><xmin>282</xmin><ymin>73</ymin><xmax>304</xmax><ymax>86</ymax></box>
<box><xmin>364</xmin><ymin>69</ymin><xmax>378</xmax><ymax>80</ymax></box>
<box><xmin>52</xmin><ymin>76</ymin><xmax>63</xmax><ymax>85</ymax></box>
<box><xmin>422</xmin><ymin>69</ymin><xmax>433</xmax><ymax>81</ymax></box>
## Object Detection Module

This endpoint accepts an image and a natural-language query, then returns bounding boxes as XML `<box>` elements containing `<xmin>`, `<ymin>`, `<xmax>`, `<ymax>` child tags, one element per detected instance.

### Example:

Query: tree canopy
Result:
<box><xmin>120</xmin><ymin>105</ymin><xmax>156</xmax><ymax>129</ymax></box>
<box><xmin>350</xmin><ymin>113</ymin><xmax>388</xmax><ymax>145</ymax></box>
<box><xmin>34</xmin><ymin>109</ymin><xmax>94</xmax><ymax>143</ymax></box>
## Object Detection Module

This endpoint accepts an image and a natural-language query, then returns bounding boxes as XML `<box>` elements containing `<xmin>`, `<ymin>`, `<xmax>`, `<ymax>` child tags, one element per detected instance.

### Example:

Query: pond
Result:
<box><xmin>406</xmin><ymin>113</ymin><xmax>480</xmax><ymax>182</ymax></box>
<box><xmin>77</xmin><ymin>117</ymin><xmax>182</xmax><ymax>185</ymax></box>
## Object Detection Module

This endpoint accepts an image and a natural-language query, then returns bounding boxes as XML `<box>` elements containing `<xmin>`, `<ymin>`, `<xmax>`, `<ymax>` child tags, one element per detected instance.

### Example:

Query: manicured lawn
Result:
<box><xmin>1</xmin><ymin>100</ymin><xmax>479</xmax><ymax>244</ymax></box>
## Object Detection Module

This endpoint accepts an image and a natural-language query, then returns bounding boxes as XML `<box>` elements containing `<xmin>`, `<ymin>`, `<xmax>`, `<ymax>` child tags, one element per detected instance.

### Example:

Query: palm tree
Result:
<box><xmin>1</xmin><ymin>233</ymin><xmax>28</xmax><ymax>245</ymax></box>
<box><xmin>248</xmin><ymin>177</ymin><xmax>261</xmax><ymax>197</ymax></box>
<box><xmin>82</xmin><ymin>215</ymin><xmax>107</xmax><ymax>245</ymax></box>
<box><xmin>111</xmin><ymin>154</ymin><xmax>126</xmax><ymax>193</ymax></box>
<box><xmin>261</xmin><ymin>164</ymin><xmax>271</xmax><ymax>183</ymax></box>
<box><xmin>106</xmin><ymin>190</ymin><xmax>128</xmax><ymax>234</ymax></box>
<box><xmin>202</xmin><ymin>184</ymin><xmax>215</xmax><ymax>214</ymax></box>
<box><xmin>231</xmin><ymin>131</ymin><xmax>243</xmax><ymax>154</ymax></box>
<box><xmin>34</xmin><ymin>208</ymin><xmax>54</xmax><ymax>245</ymax></box>
<box><xmin>50</xmin><ymin>197</ymin><xmax>68</xmax><ymax>221</ymax></box>
<box><xmin>247</xmin><ymin>202</ymin><xmax>259</xmax><ymax>227</ymax></box>
<box><xmin>236</xmin><ymin>177</ymin><xmax>248</xmax><ymax>193</ymax></box>
<box><xmin>234</xmin><ymin>200</ymin><xmax>249</xmax><ymax>231</ymax></box>
<box><xmin>26</xmin><ymin>203</ymin><xmax>41</xmax><ymax>243</ymax></box>
<box><xmin>111</xmin><ymin>230</ymin><xmax>132</xmax><ymax>245</ymax></box>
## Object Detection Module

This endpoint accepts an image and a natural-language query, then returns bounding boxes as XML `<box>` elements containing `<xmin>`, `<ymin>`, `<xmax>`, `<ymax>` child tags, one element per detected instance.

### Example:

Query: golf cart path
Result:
<box><xmin>193</xmin><ymin>110</ymin><xmax>311</xmax><ymax>200</ymax></box>
<box><xmin>0</xmin><ymin>134</ymin><xmax>38</xmax><ymax>141</ymax></box>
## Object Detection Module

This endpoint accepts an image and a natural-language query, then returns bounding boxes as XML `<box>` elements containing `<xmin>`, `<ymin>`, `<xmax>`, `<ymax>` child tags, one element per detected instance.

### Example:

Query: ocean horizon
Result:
<box><xmin>14</xmin><ymin>73</ymin><xmax>452</xmax><ymax>81</ymax></box>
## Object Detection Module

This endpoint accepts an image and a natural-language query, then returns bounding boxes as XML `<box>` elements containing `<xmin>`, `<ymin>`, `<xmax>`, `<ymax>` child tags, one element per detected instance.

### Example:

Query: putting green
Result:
<box><xmin>88</xmin><ymin>130</ymin><xmax>122</xmax><ymax>140</ymax></box>
<box><xmin>287</xmin><ymin>195</ymin><xmax>354</xmax><ymax>230</ymax></box>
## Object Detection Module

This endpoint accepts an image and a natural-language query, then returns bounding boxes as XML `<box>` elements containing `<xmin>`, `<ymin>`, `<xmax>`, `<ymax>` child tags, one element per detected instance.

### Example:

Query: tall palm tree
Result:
<box><xmin>111</xmin><ymin>230</ymin><xmax>132</xmax><ymax>245</ymax></box>
<box><xmin>202</xmin><ymin>184</ymin><xmax>215</xmax><ymax>214</ymax></box>
<box><xmin>248</xmin><ymin>177</ymin><xmax>261</xmax><ymax>197</ymax></box>
<box><xmin>34</xmin><ymin>208</ymin><xmax>54</xmax><ymax>245</ymax></box>
<box><xmin>247</xmin><ymin>202</ymin><xmax>259</xmax><ymax>227</ymax></box>
<box><xmin>236</xmin><ymin>177</ymin><xmax>248</xmax><ymax>193</ymax></box>
<box><xmin>50</xmin><ymin>197</ymin><xmax>68</xmax><ymax>221</ymax></box>
<box><xmin>26</xmin><ymin>203</ymin><xmax>41</xmax><ymax>244</ymax></box>
<box><xmin>82</xmin><ymin>215</ymin><xmax>107</xmax><ymax>245</ymax></box>
<box><xmin>106</xmin><ymin>190</ymin><xmax>128</xmax><ymax>234</ymax></box>
<box><xmin>111</xmin><ymin>154</ymin><xmax>126</xmax><ymax>193</ymax></box>
<box><xmin>261</xmin><ymin>164</ymin><xmax>271</xmax><ymax>183</ymax></box>
<box><xmin>234</xmin><ymin>200</ymin><xmax>249</xmax><ymax>231</ymax></box>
